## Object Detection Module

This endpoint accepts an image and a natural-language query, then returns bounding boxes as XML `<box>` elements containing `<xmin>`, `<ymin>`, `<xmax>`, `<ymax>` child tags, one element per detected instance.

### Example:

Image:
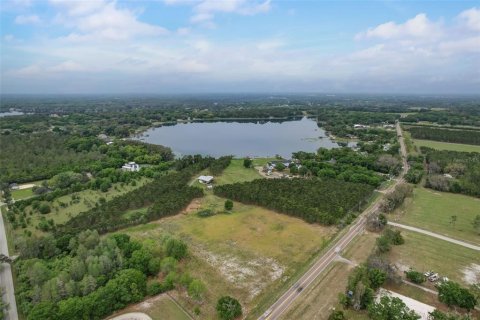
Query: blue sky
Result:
<box><xmin>1</xmin><ymin>0</ymin><xmax>479</xmax><ymax>94</ymax></box>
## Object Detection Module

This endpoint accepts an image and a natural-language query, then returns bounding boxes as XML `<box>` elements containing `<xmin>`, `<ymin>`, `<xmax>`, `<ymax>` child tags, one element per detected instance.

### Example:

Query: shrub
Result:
<box><xmin>224</xmin><ymin>200</ymin><xmax>233</xmax><ymax>211</ymax></box>
<box><xmin>197</xmin><ymin>209</ymin><xmax>214</xmax><ymax>218</ymax></box>
<box><xmin>216</xmin><ymin>296</ymin><xmax>242</xmax><ymax>320</ymax></box>
<box><xmin>405</xmin><ymin>270</ymin><xmax>426</xmax><ymax>284</ymax></box>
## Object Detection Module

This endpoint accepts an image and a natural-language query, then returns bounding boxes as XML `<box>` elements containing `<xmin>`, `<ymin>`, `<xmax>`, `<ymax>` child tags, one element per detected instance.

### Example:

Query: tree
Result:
<box><xmin>275</xmin><ymin>163</ymin><xmax>286</xmax><ymax>172</ymax></box>
<box><xmin>128</xmin><ymin>248</ymin><xmax>153</xmax><ymax>275</ymax></box>
<box><xmin>429</xmin><ymin>309</ymin><xmax>473</xmax><ymax>320</ymax></box>
<box><xmin>243</xmin><ymin>158</ymin><xmax>252</xmax><ymax>168</ymax></box>
<box><xmin>165</xmin><ymin>238</ymin><xmax>188</xmax><ymax>260</ymax></box>
<box><xmin>404</xmin><ymin>270</ymin><xmax>426</xmax><ymax>284</ymax></box>
<box><xmin>27</xmin><ymin>301</ymin><xmax>59</xmax><ymax>320</ymax></box>
<box><xmin>450</xmin><ymin>215</ymin><xmax>457</xmax><ymax>227</ymax></box>
<box><xmin>472</xmin><ymin>215</ymin><xmax>480</xmax><ymax>235</ymax></box>
<box><xmin>368</xmin><ymin>268</ymin><xmax>387</xmax><ymax>289</ymax></box>
<box><xmin>368</xmin><ymin>296</ymin><xmax>421</xmax><ymax>320</ymax></box>
<box><xmin>437</xmin><ymin>281</ymin><xmax>477</xmax><ymax>310</ymax></box>
<box><xmin>216</xmin><ymin>296</ymin><xmax>242</xmax><ymax>320</ymax></box>
<box><xmin>224</xmin><ymin>200</ymin><xmax>233</xmax><ymax>211</ymax></box>
<box><xmin>188</xmin><ymin>279</ymin><xmax>206</xmax><ymax>301</ymax></box>
<box><xmin>376</xmin><ymin>236</ymin><xmax>391</xmax><ymax>253</ymax></box>
<box><xmin>38</xmin><ymin>203</ymin><xmax>51</xmax><ymax>214</ymax></box>
<box><xmin>328</xmin><ymin>310</ymin><xmax>346</xmax><ymax>320</ymax></box>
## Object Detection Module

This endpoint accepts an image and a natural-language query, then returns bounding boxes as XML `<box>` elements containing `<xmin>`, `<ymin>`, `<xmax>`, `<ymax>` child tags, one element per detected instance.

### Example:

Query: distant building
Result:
<box><xmin>122</xmin><ymin>162</ymin><xmax>140</xmax><ymax>172</ymax></box>
<box><xmin>443</xmin><ymin>173</ymin><xmax>453</xmax><ymax>179</ymax></box>
<box><xmin>198</xmin><ymin>175</ymin><xmax>214</xmax><ymax>184</ymax></box>
<box><xmin>353</xmin><ymin>124</ymin><xmax>368</xmax><ymax>129</ymax></box>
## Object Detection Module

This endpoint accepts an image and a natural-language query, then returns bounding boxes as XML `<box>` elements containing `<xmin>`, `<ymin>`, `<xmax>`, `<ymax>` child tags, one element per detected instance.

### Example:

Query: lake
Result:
<box><xmin>136</xmin><ymin>117</ymin><xmax>339</xmax><ymax>158</ymax></box>
<box><xmin>0</xmin><ymin>111</ymin><xmax>25</xmax><ymax>117</ymax></box>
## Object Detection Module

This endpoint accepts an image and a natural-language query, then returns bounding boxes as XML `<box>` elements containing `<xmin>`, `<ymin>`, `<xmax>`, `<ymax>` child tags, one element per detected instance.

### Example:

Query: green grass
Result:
<box><xmin>144</xmin><ymin>295</ymin><xmax>191</xmax><ymax>320</ymax></box>
<box><xmin>17</xmin><ymin>178</ymin><xmax>151</xmax><ymax>237</ymax></box>
<box><xmin>11</xmin><ymin>188</ymin><xmax>34</xmax><ymax>200</ymax></box>
<box><xmin>122</xmin><ymin>196</ymin><xmax>336</xmax><ymax>319</ymax></box>
<box><xmin>396</xmin><ymin>187</ymin><xmax>480</xmax><ymax>245</ymax></box>
<box><xmin>388</xmin><ymin>230</ymin><xmax>480</xmax><ymax>286</ymax></box>
<box><xmin>215</xmin><ymin>159</ymin><xmax>263</xmax><ymax>185</ymax></box>
<box><xmin>413</xmin><ymin>139</ymin><xmax>480</xmax><ymax>153</ymax></box>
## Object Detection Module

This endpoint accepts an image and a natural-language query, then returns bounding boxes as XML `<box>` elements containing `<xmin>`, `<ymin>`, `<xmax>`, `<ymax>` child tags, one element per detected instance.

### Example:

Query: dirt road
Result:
<box><xmin>259</xmin><ymin>122</ymin><xmax>409</xmax><ymax>320</ymax></box>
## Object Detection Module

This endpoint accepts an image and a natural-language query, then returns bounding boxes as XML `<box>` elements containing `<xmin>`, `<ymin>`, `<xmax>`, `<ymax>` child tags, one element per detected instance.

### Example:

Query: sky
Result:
<box><xmin>0</xmin><ymin>0</ymin><xmax>479</xmax><ymax>94</ymax></box>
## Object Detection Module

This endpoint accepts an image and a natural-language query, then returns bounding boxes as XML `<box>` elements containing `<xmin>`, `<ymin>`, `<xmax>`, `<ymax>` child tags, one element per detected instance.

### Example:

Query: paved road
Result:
<box><xmin>0</xmin><ymin>204</ymin><xmax>18</xmax><ymax>320</ymax></box>
<box><xmin>388</xmin><ymin>222</ymin><xmax>480</xmax><ymax>251</ymax></box>
<box><xmin>259</xmin><ymin>122</ymin><xmax>409</xmax><ymax>320</ymax></box>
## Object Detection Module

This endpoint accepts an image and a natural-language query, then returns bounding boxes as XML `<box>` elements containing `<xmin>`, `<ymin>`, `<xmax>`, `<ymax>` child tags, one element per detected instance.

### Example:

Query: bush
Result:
<box><xmin>328</xmin><ymin>310</ymin><xmax>346</xmax><ymax>320</ymax></box>
<box><xmin>437</xmin><ymin>281</ymin><xmax>477</xmax><ymax>311</ymax></box>
<box><xmin>243</xmin><ymin>158</ymin><xmax>252</xmax><ymax>168</ymax></box>
<box><xmin>165</xmin><ymin>238</ymin><xmax>188</xmax><ymax>260</ymax></box>
<box><xmin>224</xmin><ymin>200</ymin><xmax>233</xmax><ymax>211</ymax></box>
<box><xmin>38</xmin><ymin>203</ymin><xmax>51</xmax><ymax>214</ymax></box>
<box><xmin>405</xmin><ymin>270</ymin><xmax>426</xmax><ymax>284</ymax></box>
<box><xmin>147</xmin><ymin>281</ymin><xmax>164</xmax><ymax>296</ymax></box>
<box><xmin>216</xmin><ymin>296</ymin><xmax>242</xmax><ymax>320</ymax></box>
<box><xmin>197</xmin><ymin>209</ymin><xmax>214</xmax><ymax>218</ymax></box>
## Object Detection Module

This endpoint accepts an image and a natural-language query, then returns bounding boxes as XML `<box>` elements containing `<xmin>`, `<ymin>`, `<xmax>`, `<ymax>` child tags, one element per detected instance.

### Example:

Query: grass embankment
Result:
<box><xmin>388</xmin><ymin>230</ymin><xmax>480</xmax><ymax>286</ymax></box>
<box><xmin>18</xmin><ymin>178</ymin><xmax>151</xmax><ymax>237</ymax></box>
<box><xmin>214</xmin><ymin>159</ymin><xmax>263</xmax><ymax>185</ymax></box>
<box><xmin>11</xmin><ymin>188</ymin><xmax>34</xmax><ymax>201</ymax></box>
<box><xmin>395</xmin><ymin>187</ymin><xmax>480</xmax><ymax>245</ymax></box>
<box><xmin>413</xmin><ymin>139</ymin><xmax>480</xmax><ymax>153</ymax></box>
<box><xmin>108</xmin><ymin>294</ymin><xmax>191</xmax><ymax>320</ymax></box>
<box><xmin>122</xmin><ymin>195</ymin><xmax>335</xmax><ymax>319</ymax></box>
<box><xmin>281</xmin><ymin>231</ymin><xmax>379</xmax><ymax>320</ymax></box>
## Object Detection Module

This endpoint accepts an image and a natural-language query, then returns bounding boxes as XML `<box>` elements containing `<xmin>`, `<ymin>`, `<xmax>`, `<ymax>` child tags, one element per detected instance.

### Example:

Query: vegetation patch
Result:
<box><xmin>214</xmin><ymin>178</ymin><xmax>375</xmax><ymax>224</ymax></box>
<box><xmin>388</xmin><ymin>231</ymin><xmax>480</xmax><ymax>286</ymax></box>
<box><xmin>397</xmin><ymin>187</ymin><xmax>480</xmax><ymax>244</ymax></box>
<box><xmin>413</xmin><ymin>139</ymin><xmax>480</xmax><ymax>153</ymax></box>
<box><xmin>408</xmin><ymin>126</ymin><xmax>480</xmax><ymax>146</ymax></box>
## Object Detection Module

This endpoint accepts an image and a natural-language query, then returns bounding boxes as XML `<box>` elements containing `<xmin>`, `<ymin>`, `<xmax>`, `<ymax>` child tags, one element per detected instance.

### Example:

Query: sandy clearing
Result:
<box><xmin>377</xmin><ymin>288</ymin><xmax>435</xmax><ymax>320</ymax></box>
<box><xmin>462</xmin><ymin>263</ymin><xmax>480</xmax><ymax>285</ymax></box>
<box><xmin>17</xmin><ymin>183</ymin><xmax>36</xmax><ymax>190</ymax></box>
<box><xmin>107</xmin><ymin>312</ymin><xmax>152</xmax><ymax>320</ymax></box>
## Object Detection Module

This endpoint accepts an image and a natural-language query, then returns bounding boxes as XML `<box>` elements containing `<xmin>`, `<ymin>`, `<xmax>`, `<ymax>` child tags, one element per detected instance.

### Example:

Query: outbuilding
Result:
<box><xmin>198</xmin><ymin>175</ymin><xmax>214</xmax><ymax>184</ymax></box>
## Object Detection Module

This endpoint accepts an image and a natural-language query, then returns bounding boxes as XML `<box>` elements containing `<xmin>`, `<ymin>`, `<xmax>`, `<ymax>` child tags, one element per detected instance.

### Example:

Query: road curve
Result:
<box><xmin>0</xmin><ymin>205</ymin><xmax>18</xmax><ymax>320</ymax></box>
<box><xmin>259</xmin><ymin>122</ymin><xmax>409</xmax><ymax>320</ymax></box>
<box><xmin>388</xmin><ymin>222</ymin><xmax>480</xmax><ymax>251</ymax></box>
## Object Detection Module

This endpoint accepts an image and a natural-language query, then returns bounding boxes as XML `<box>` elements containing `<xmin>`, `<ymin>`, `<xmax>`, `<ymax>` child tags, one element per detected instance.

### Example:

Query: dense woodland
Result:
<box><xmin>214</xmin><ymin>178</ymin><xmax>374</xmax><ymax>225</ymax></box>
<box><xmin>422</xmin><ymin>148</ymin><xmax>480</xmax><ymax>197</ymax></box>
<box><xmin>293</xmin><ymin>147</ymin><xmax>401</xmax><ymax>187</ymax></box>
<box><xmin>408</xmin><ymin>126</ymin><xmax>480</xmax><ymax>145</ymax></box>
<box><xmin>16</xmin><ymin>230</ymin><xmax>198</xmax><ymax>320</ymax></box>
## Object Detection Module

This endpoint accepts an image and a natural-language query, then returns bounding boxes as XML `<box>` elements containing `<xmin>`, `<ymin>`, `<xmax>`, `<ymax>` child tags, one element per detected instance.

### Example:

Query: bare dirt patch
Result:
<box><xmin>462</xmin><ymin>263</ymin><xmax>480</xmax><ymax>285</ymax></box>
<box><xmin>194</xmin><ymin>245</ymin><xmax>285</xmax><ymax>301</ymax></box>
<box><xmin>181</xmin><ymin>198</ymin><xmax>202</xmax><ymax>214</ymax></box>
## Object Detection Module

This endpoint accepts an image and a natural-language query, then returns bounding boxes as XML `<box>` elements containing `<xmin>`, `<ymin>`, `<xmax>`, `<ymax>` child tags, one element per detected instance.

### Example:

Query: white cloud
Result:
<box><xmin>355</xmin><ymin>13</ymin><xmax>442</xmax><ymax>40</ymax></box>
<box><xmin>458</xmin><ymin>7</ymin><xmax>480</xmax><ymax>31</ymax></box>
<box><xmin>189</xmin><ymin>0</ymin><xmax>271</xmax><ymax>24</ymax></box>
<box><xmin>51</xmin><ymin>0</ymin><xmax>168</xmax><ymax>41</ymax></box>
<box><xmin>15</xmin><ymin>14</ymin><xmax>41</xmax><ymax>25</ymax></box>
<box><xmin>4</xmin><ymin>34</ymin><xmax>15</xmax><ymax>42</ymax></box>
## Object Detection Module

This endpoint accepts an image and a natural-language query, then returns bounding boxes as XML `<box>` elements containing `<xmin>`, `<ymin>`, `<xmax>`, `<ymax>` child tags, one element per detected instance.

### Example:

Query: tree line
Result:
<box><xmin>214</xmin><ymin>178</ymin><xmax>374</xmax><ymax>225</ymax></box>
<box><xmin>408</xmin><ymin>126</ymin><xmax>480</xmax><ymax>146</ymax></box>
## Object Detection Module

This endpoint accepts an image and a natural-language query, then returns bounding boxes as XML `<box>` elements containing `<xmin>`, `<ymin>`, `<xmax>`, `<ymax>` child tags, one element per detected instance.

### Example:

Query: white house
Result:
<box><xmin>122</xmin><ymin>162</ymin><xmax>140</xmax><ymax>172</ymax></box>
<box><xmin>198</xmin><ymin>175</ymin><xmax>214</xmax><ymax>184</ymax></box>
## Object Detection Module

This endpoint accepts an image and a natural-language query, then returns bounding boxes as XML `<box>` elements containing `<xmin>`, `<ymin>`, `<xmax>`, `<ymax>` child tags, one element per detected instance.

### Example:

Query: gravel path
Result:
<box><xmin>388</xmin><ymin>222</ymin><xmax>480</xmax><ymax>251</ymax></box>
<box><xmin>108</xmin><ymin>312</ymin><xmax>152</xmax><ymax>320</ymax></box>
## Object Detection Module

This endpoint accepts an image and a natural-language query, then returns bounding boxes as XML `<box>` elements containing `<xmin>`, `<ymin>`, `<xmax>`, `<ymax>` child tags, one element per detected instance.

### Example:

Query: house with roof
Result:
<box><xmin>198</xmin><ymin>175</ymin><xmax>214</xmax><ymax>184</ymax></box>
<box><xmin>122</xmin><ymin>162</ymin><xmax>140</xmax><ymax>172</ymax></box>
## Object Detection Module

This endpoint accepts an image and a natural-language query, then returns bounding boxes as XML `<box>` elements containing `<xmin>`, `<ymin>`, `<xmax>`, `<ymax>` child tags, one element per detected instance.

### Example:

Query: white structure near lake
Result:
<box><xmin>122</xmin><ymin>162</ymin><xmax>140</xmax><ymax>172</ymax></box>
<box><xmin>198</xmin><ymin>175</ymin><xmax>214</xmax><ymax>184</ymax></box>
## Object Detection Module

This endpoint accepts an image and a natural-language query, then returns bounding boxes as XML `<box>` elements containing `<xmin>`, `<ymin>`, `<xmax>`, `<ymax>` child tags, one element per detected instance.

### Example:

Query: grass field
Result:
<box><xmin>281</xmin><ymin>231</ymin><xmax>378</xmax><ymax>320</ymax></box>
<box><xmin>108</xmin><ymin>294</ymin><xmax>191</xmax><ymax>320</ymax></box>
<box><xmin>11</xmin><ymin>188</ymin><xmax>34</xmax><ymax>200</ymax></box>
<box><xmin>123</xmin><ymin>195</ymin><xmax>336</xmax><ymax>319</ymax></box>
<box><xmin>395</xmin><ymin>187</ymin><xmax>480</xmax><ymax>245</ymax></box>
<box><xmin>18</xmin><ymin>177</ymin><xmax>151</xmax><ymax>236</ymax></box>
<box><xmin>214</xmin><ymin>159</ymin><xmax>263</xmax><ymax>185</ymax></box>
<box><xmin>413</xmin><ymin>139</ymin><xmax>480</xmax><ymax>153</ymax></box>
<box><xmin>388</xmin><ymin>230</ymin><xmax>480</xmax><ymax>286</ymax></box>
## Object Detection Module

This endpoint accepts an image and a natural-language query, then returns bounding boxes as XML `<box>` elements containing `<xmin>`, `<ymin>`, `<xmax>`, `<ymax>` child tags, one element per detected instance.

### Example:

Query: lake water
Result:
<box><xmin>136</xmin><ymin>117</ymin><xmax>339</xmax><ymax>158</ymax></box>
<box><xmin>0</xmin><ymin>111</ymin><xmax>24</xmax><ymax>117</ymax></box>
